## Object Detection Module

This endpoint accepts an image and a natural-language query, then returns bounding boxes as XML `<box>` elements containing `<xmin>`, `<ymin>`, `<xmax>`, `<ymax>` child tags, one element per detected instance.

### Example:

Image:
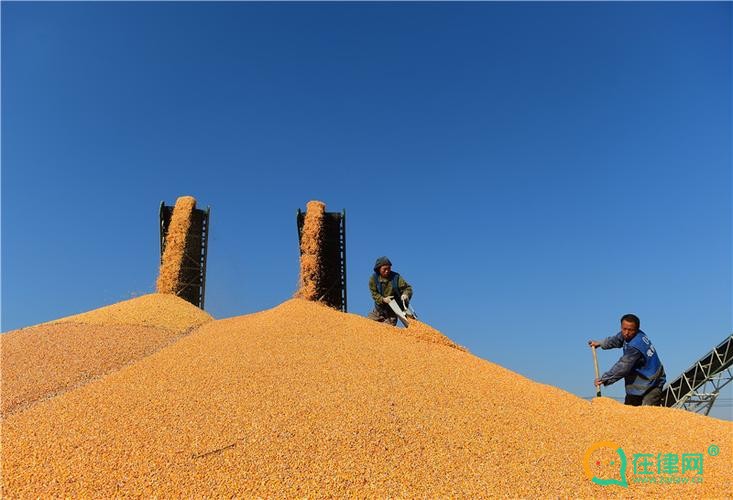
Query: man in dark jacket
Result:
<box><xmin>367</xmin><ymin>256</ymin><xmax>412</xmax><ymax>326</ymax></box>
<box><xmin>588</xmin><ymin>314</ymin><xmax>666</xmax><ymax>406</ymax></box>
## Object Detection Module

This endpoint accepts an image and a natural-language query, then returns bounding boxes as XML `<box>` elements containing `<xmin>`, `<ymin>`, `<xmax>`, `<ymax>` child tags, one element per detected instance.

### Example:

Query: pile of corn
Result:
<box><xmin>297</xmin><ymin>200</ymin><xmax>325</xmax><ymax>301</ymax></box>
<box><xmin>400</xmin><ymin>318</ymin><xmax>467</xmax><ymax>352</ymax></box>
<box><xmin>2</xmin><ymin>298</ymin><xmax>730</xmax><ymax>497</ymax></box>
<box><xmin>1</xmin><ymin>294</ymin><xmax>212</xmax><ymax>418</ymax></box>
<box><xmin>156</xmin><ymin>196</ymin><xmax>196</xmax><ymax>295</ymax></box>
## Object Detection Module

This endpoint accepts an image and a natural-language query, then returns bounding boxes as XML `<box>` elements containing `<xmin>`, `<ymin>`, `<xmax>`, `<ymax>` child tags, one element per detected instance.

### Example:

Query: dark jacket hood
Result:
<box><xmin>373</xmin><ymin>256</ymin><xmax>392</xmax><ymax>272</ymax></box>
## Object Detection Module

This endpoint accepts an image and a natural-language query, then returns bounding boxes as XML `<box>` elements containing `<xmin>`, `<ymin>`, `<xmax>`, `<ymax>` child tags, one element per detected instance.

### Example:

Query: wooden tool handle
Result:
<box><xmin>592</xmin><ymin>346</ymin><xmax>602</xmax><ymax>397</ymax></box>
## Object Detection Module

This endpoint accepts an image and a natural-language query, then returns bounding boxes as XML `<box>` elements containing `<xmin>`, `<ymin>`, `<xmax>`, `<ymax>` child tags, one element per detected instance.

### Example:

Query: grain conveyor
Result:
<box><xmin>159</xmin><ymin>201</ymin><xmax>211</xmax><ymax>309</ymax></box>
<box><xmin>296</xmin><ymin>208</ymin><xmax>347</xmax><ymax>312</ymax></box>
<box><xmin>662</xmin><ymin>334</ymin><xmax>733</xmax><ymax>416</ymax></box>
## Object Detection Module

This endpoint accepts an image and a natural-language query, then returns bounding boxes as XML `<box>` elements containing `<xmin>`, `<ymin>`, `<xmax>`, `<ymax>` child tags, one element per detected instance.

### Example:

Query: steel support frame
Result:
<box><xmin>663</xmin><ymin>334</ymin><xmax>733</xmax><ymax>415</ymax></box>
<box><xmin>674</xmin><ymin>367</ymin><xmax>733</xmax><ymax>416</ymax></box>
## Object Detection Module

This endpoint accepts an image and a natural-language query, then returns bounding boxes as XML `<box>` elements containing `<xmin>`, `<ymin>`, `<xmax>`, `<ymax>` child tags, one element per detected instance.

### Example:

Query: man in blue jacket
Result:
<box><xmin>588</xmin><ymin>314</ymin><xmax>666</xmax><ymax>406</ymax></box>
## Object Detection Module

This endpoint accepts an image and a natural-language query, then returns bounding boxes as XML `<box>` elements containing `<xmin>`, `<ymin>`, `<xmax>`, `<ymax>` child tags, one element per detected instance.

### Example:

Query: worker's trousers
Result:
<box><xmin>367</xmin><ymin>305</ymin><xmax>398</xmax><ymax>326</ymax></box>
<box><xmin>624</xmin><ymin>386</ymin><xmax>663</xmax><ymax>407</ymax></box>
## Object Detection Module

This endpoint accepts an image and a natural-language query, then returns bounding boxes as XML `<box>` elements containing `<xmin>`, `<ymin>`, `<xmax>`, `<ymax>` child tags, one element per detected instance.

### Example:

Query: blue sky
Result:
<box><xmin>3</xmin><ymin>2</ymin><xmax>731</xmax><ymax>420</ymax></box>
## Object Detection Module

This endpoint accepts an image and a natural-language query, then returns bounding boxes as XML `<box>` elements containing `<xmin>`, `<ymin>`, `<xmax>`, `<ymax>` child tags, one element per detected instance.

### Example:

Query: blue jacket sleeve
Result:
<box><xmin>599</xmin><ymin>333</ymin><xmax>624</xmax><ymax>350</ymax></box>
<box><xmin>600</xmin><ymin>347</ymin><xmax>643</xmax><ymax>385</ymax></box>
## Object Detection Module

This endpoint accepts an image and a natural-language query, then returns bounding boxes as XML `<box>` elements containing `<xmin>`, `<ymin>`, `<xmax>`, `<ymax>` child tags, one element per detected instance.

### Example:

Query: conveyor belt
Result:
<box><xmin>159</xmin><ymin>201</ymin><xmax>211</xmax><ymax>309</ymax></box>
<box><xmin>662</xmin><ymin>334</ymin><xmax>733</xmax><ymax>409</ymax></box>
<box><xmin>296</xmin><ymin>209</ymin><xmax>347</xmax><ymax>312</ymax></box>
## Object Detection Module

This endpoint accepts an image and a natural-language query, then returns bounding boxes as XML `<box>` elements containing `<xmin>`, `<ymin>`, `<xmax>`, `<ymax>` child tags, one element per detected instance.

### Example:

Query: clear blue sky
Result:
<box><xmin>3</xmin><ymin>2</ymin><xmax>731</xmax><ymax>420</ymax></box>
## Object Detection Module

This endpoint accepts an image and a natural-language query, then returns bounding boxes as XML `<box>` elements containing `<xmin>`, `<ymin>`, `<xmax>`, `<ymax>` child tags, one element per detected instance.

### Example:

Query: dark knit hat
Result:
<box><xmin>373</xmin><ymin>256</ymin><xmax>392</xmax><ymax>272</ymax></box>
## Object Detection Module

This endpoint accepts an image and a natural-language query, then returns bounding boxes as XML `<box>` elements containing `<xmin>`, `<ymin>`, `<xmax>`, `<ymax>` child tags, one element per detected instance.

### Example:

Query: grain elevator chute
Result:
<box><xmin>296</xmin><ymin>205</ymin><xmax>347</xmax><ymax>312</ymax></box>
<box><xmin>159</xmin><ymin>199</ymin><xmax>210</xmax><ymax>309</ymax></box>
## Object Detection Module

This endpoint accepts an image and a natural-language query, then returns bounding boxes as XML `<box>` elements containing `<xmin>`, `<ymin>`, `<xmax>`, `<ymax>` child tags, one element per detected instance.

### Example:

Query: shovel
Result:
<box><xmin>387</xmin><ymin>298</ymin><xmax>410</xmax><ymax>327</ymax></box>
<box><xmin>401</xmin><ymin>298</ymin><xmax>418</xmax><ymax>320</ymax></box>
<box><xmin>592</xmin><ymin>345</ymin><xmax>602</xmax><ymax>397</ymax></box>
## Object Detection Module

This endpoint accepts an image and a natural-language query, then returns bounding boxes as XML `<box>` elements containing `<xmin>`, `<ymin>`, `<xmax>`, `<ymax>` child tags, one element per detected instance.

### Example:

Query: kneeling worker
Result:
<box><xmin>368</xmin><ymin>256</ymin><xmax>412</xmax><ymax>326</ymax></box>
<box><xmin>588</xmin><ymin>314</ymin><xmax>666</xmax><ymax>406</ymax></box>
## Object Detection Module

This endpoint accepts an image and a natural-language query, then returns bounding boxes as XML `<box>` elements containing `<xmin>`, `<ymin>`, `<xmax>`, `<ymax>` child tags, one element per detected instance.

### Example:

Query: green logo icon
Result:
<box><xmin>583</xmin><ymin>441</ymin><xmax>629</xmax><ymax>488</ymax></box>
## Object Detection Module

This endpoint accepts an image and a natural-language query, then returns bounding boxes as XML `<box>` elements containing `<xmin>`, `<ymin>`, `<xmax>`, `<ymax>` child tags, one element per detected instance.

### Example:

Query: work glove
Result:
<box><xmin>401</xmin><ymin>294</ymin><xmax>410</xmax><ymax>304</ymax></box>
<box><xmin>382</xmin><ymin>296</ymin><xmax>393</xmax><ymax>304</ymax></box>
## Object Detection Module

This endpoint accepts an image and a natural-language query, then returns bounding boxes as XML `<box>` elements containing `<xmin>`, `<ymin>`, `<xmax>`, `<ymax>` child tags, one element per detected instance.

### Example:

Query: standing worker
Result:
<box><xmin>588</xmin><ymin>314</ymin><xmax>666</xmax><ymax>406</ymax></box>
<box><xmin>367</xmin><ymin>256</ymin><xmax>412</xmax><ymax>326</ymax></box>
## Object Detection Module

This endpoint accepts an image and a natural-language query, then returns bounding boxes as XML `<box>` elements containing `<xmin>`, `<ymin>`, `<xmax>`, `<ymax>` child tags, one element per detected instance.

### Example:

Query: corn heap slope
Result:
<box><xmin>1</xmin><ymin>294</ymin><xmax>212</xmax><ymax>418</ymax></box>
<box><xmin>2</xmin><ymin>299</ymin><xmax>731</xmax><ymax>497</ymax></box>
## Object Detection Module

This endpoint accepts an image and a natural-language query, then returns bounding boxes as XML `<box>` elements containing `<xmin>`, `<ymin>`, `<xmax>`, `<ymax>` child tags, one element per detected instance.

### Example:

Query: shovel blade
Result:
<box><xmin>387</xmin><ymin>299</ymin><xmax>410</xmax><ymax>327</ymax></box>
